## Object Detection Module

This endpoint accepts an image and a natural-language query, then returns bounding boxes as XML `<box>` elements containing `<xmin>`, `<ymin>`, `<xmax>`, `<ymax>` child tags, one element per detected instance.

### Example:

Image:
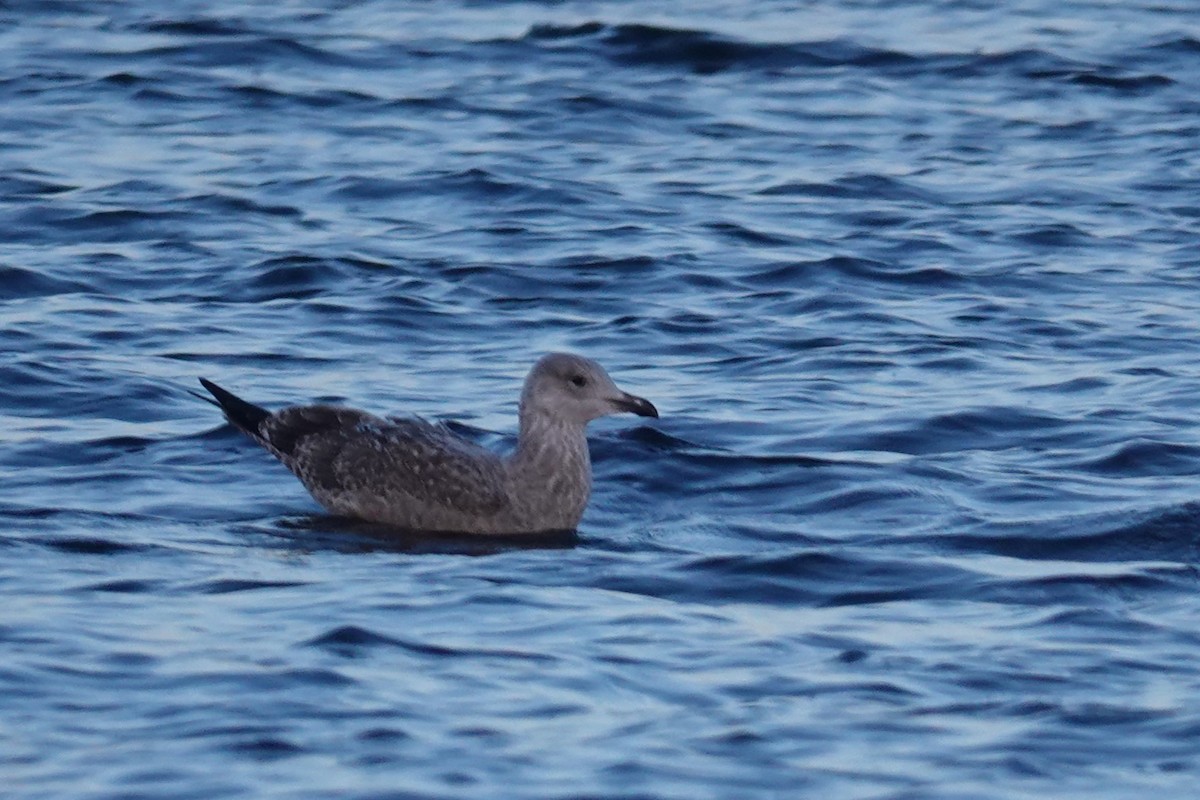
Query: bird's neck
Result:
<box><xmin>509</xmin><ymin>410</ymin><xmax>592</xmax><ymax>528</ymax></box>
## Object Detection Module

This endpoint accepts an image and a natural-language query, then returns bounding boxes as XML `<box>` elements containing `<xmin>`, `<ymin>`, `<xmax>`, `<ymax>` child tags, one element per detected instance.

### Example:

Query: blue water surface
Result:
<box><xmin>3</xmin><ymin>1</ymin><xmax>1200</xmax><ymax>798</ymax></box>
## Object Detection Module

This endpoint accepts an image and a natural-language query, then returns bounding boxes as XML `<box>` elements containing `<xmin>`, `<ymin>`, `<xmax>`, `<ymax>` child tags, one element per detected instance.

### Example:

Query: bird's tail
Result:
<box><xmin>199</xmin><ymin>378</ymin><xmax>272</xmax><ymax>436</ymax></box>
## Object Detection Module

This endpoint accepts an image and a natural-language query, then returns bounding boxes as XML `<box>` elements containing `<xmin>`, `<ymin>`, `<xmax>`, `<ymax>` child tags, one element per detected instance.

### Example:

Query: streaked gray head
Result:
<box><xmin>519</xmin><ymin>352</ymin><xmax>658</xmax><ymax>427</ymax></box>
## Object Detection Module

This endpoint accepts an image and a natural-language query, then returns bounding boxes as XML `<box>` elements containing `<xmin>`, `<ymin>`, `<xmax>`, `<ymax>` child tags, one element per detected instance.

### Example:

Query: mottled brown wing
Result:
<box><xmin>259</xmin><ymin>405</ymin><xmax>508</xmax><ymax>519</ymax></box>
<box><xmin>257</xmin><ymin>405</ymin><xmax>368</xmax><ymax>459</ymax></box>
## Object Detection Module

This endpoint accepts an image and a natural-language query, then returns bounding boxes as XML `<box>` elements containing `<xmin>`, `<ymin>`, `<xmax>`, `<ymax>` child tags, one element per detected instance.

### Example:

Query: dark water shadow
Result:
<box><xmin>254</xmin><ymin>514</ymin><xmax>580</xmax><ymax>555</ymax></box>
<box><xmin>925</xmin><ymin>502</ymin><xmax>1200</xmax><ymax>565</ymax></box>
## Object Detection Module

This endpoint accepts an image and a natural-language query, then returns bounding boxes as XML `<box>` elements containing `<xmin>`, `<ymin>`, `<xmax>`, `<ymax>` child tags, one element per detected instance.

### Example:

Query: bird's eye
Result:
<box><xmin>570</xmin><ymin>374</ymin><xmax>588</xmax><ymax>388</ymax></box>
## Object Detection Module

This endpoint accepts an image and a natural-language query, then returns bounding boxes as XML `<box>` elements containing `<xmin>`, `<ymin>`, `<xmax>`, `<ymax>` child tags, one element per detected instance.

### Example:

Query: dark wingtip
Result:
<box><xmin>199</xmin><ymin>377</ymin><xmax>272</xmax><ymax>433</ymax></box>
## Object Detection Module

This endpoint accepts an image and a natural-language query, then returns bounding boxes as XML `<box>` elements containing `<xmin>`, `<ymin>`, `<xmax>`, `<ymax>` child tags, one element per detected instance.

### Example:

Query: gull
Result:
<box><xmin>199</xmin><ymin>352</ymin><xmax>658</xmax><ymax>534</ymax></box>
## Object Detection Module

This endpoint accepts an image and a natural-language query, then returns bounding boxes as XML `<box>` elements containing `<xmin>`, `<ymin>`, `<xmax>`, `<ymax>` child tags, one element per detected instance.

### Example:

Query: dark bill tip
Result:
<box><xmin>616</xmin><ymin>393</ymin><xmax>659</xmax><ymax>418</ymax></box>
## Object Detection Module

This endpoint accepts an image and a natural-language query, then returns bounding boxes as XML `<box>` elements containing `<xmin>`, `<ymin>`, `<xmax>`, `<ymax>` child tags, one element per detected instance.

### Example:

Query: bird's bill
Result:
<box><xmin>613</xmin><ymin>392</ymin><xmax>659</xmax><ymax>418</ymax></box>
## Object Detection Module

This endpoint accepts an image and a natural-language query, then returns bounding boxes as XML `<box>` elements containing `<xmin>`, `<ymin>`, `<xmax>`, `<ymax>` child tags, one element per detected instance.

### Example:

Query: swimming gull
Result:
<box><xmin>199</xmin><ymin>352</ymin><xmax>658</xmax><ymax>534</ymax></box>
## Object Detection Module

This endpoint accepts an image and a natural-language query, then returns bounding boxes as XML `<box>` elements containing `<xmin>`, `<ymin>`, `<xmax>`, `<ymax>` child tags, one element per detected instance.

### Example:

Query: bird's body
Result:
<box><xmin>200</xmin><ymin>353</ymin><xmax>657</xmax><ymax>534</ymax></box>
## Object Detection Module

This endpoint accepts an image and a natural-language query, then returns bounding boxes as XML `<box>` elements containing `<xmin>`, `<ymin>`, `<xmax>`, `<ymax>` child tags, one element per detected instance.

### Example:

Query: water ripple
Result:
<box><xmin>4</xmin><ymin>2</ymin><xmax>1200</xmax><ymax>798</ymax></box>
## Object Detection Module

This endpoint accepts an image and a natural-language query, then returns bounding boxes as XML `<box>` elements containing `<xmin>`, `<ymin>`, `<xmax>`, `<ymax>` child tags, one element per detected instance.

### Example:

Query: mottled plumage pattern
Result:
<box><xmin>265</xmin><ymin>409</ymin><xmax>508</xmax><ymax>527</ymax></box>
<box><xmin>201</xmin><ymin>353</ymin><xmax>658</xmax><ymax>534</ymax></box>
